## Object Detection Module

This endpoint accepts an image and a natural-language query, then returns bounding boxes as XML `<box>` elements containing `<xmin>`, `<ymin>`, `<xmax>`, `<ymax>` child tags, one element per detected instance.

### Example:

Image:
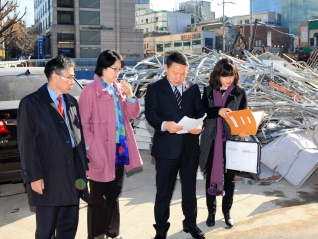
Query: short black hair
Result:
<box><xmin>165</xmin><ymin>51</ymin><xmax>189</xmax><ymax>68</ymax></box>
<box><xmin>209</xmin><ymin>58</ymin><xmax>240</xmax><ymax>90</ymax></box>
<box><xmin>44</xmin><ymin>55</ymin><xmax>75</xmax><ymax>81</ymax></box>
<box><xmin>95</xmin><ymin>50</ymin><xmax>124</xmax><ymax>76</ymax></box>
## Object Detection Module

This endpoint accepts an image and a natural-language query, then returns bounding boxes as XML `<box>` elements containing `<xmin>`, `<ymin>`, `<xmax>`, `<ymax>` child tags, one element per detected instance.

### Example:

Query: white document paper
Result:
<box><xmin>176</xmin><ymin>114</ymin><xmax>207</xmax><ymax>134</ymax></box>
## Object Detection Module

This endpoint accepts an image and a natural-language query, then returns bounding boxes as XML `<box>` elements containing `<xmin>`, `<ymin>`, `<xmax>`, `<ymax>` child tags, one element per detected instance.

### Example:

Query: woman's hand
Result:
<box><xmin>238</xmin><ymin>131</ymin><xmax>249</xmax><ymax>139</ymax></box>
<box><xmin>120</xmin><ymin>80</ymin><xmax>134</xmax><ymax>98</ymax></box>
<box><xmin>218</xmin><ymin>108</ymin><xmax>232</xmax><ymax>119</ymax></box>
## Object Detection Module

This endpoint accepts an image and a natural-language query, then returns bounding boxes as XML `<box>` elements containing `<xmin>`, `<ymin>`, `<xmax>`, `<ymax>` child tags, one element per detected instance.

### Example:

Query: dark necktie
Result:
<box><xmin>174</xmin><ymin>87</ymin><xmax>182</xmax><ymax>109</ymax></box>
<box><xmin>57</xmin><ymin>96</ymin><xmax>65</xmax><ymax>119</ymax></box>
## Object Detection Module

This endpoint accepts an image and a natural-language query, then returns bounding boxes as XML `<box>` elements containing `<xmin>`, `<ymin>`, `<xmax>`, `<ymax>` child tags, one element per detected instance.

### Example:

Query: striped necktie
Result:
<box><xmin>174</xmin><ymin>87</ymin><xmax>182</xmax><ymax>109</ymax></box>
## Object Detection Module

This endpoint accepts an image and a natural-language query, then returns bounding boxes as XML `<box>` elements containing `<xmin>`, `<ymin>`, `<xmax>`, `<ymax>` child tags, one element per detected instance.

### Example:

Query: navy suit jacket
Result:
<box><xmin>145</xmin><ymin>77</ymin><xmax>205</xmax><ymax>159</ymax></box>
<box><xmin>17</xmin><ymin>84</ymin><xmax>90</xmax><ymax>206</ymax></box>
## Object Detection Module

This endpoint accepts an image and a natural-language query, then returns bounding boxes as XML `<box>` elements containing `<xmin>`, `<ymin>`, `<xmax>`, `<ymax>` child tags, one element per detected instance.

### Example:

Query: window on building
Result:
<box><xmin>192</xmin><ymin>39</ymin><xmax>201</xmax><ymax>49</ymax></box>
<box><xmin>57</xmin><ymin>0</ymin><xmax>73</xmax><ymax>8</ymax></box>
<box><xmin>238</xmin><ymin>20</ymin><xmax>242</xmax><ymax>24</ymax></box>
<box><xmin>57</xmin><ymin>33</ymin><xmax>75</xmax><ymax>41</ymax></box>
<box><xmin>174</xmin><ymin>41</ymin><xmax>182</xmax><ymax>50</ymax></box>
<box><xmin>245</xmin><ymin>19</ymin><xmax>249</xmax><ymax>24</ymax></box>
<box><xmin>183</xmin><ymin>40</ymin><xmax>191</xmax><ymax>50</ymax></box>
<box><xmin>277</xmin><ymin>41</ymin><xmax>281</xmax><ymax>47</ymax></box>
<box><xmin>165</xmin><ymin>42</ymin><xmax>172</xmax><ymax>51</ymax></box>
<box><xmin>156</xmin><ymin>17</ymin><xmax>158</xmax><ymax>21</ymax></box>
<box><xmin>80</xmin><ymin>30</ymin><xmax>101</xmax><ymax>45</ymax></box>
<box><xmin>146</xmin><ymin>28</ymin><xmax>148</xmax><ymax>32</ymax></box>
<box><xmin>310</xmin><ymin>38</ymin><xmax>314</xmax><ymax>46</ymax></box>
<box><xmin>57</xmin><ymin>11</ymin><xmax>74</xmax><ymax>25</ymax></box>
<box><xmin>255</xmin><ymin>40</ymin><xmax>261</xmax><ymax>47</ymax></box>
<box><xmin>146</xmin><ymin>19</ymin><xmax>148</xmax><ymax>23</ymax></box>
<box><xmin>156</xmin><ymin>26</ymin><xmax>158</xmax><ymax>31</ymax></box>
<box><xmin>79</xmin><ymin>0</ymin><xmax>100</xmax><ymax>8</ymax></box>
<box><xmin>144</xmin><ymin>43</ymin><xmax>146</xmax><ymax>49</ymax></box>
<box><xmin>80</xmin><ymin>47</ymin><xmax>101</xmax><ymax>58</ymax></box>
<box><xmin>157</xmin><ymin>43</ymin><xmax>163</xmax><ymax>52</ymax></box>
<box><xmin>79</xmin><ymin>11</ymin><xmax>100</xmax><ymax>25</ymax></box>
<box><xmin>205</xmin><ymin>38</ymin><xmax>213</xmax><ymax>49</ymax></box>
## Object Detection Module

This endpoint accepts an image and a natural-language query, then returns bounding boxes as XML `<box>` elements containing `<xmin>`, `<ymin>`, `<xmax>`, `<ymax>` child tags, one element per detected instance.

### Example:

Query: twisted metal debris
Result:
<box><xmin>121</xmin><ymin>49</ymin><xmax>318</xmax><ymax>146</ymax></box>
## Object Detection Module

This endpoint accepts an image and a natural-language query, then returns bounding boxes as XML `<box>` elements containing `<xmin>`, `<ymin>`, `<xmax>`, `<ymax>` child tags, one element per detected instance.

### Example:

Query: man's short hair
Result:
<box><xmin>165</xmin><ymin>51</ymin><xmax>189</xmax><ymax>68</ymax></box>
<box><xmin>44</xmin><ymin>55</ymin><xmax>75</xmax><ymax>81</ymax></box>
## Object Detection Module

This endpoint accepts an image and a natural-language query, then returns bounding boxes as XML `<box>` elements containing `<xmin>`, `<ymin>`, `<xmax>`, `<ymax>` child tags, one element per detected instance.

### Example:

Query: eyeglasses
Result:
<box><xmin>56</xmin><ymin>72</ymin><xmax>76</xmax><ymax>81</ymax></box>
<box><xmin>108</xmin><ymin>66</ymin><xmax>123</xmax><ymax>73</ymax></box>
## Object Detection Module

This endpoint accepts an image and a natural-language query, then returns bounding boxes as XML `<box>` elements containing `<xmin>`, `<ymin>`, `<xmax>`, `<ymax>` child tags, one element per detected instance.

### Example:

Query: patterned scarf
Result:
<box><xmin>101</xmin><ymin>78</ymin><xmax>130</xmax><ymax>169</ymax></box>
<box><xmin>208</xmin><ymin>83</ymin><xmax>235</xmax><ymax>196</ymax></box>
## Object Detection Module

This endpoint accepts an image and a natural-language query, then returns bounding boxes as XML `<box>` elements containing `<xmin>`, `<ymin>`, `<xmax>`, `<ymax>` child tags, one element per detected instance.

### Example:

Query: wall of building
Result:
<box><xmin>167</xmin><ymin>12</ymin><xmax>191</xmax><ymax>34</ymax></box>
<box><xmin>35</xmin><ymin>0</ymin><xmax>143</xmax><ymax>58</ymax></box>
<box><xmin>253</xmin><ymin>0</ymin><xmax>281</xmax><ymax>13</ymax></box>
<box><xmin>233</xmin><ymin>12</ymin><xmax>281</xmax><ymax>25</ymax></box>
<box><xmin>281</xmin><ymin>0</ymin><xmax>318</xmax><ymax>35</ymax></box>
<box><xmin>144</xmin><ymin>31</ymin><xmax>215</xmax><ymax>55</ymax></box>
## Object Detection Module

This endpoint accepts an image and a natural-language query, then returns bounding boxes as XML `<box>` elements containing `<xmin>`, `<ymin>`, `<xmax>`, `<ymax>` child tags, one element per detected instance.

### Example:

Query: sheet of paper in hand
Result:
<box><xmin>176</xmin><ymin>113</ymin><xmax>207</xmax><ymax>134</ymax></box>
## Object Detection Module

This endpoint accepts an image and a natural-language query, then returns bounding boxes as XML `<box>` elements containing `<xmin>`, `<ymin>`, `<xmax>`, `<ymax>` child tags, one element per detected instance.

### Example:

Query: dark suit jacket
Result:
<box><xmin>17</xmin><ymin>84</ymin><xmax>90</xmax><ymax>206</ymax></box>
<box><xmin>145</xmin><ymin>77</ymin><xmax>205</xmax><ymax>159</ymax></box>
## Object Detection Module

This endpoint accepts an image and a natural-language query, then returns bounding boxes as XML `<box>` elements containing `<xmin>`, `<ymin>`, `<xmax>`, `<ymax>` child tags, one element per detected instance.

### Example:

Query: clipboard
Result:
<box><xmin>224</xmin><ymin>109</ymin><xmax>265</xmax><ymax>135</ymax></box>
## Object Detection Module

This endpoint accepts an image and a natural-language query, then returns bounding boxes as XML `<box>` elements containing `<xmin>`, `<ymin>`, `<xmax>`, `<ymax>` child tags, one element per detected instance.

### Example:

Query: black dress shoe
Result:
<box><xmin>183</xmin><ymin>226</ymin><xmax>205</xmax><ymax>239</ymax></box>
<box><xmin>154</xmin><ymin>233</ymin><xmax>166</xmax><ymax>239</ymax></box>
<box><xmin>224</xmin><ymin>213</ymin><xmax>234</xmax><ymax>227</ymax></box>
<box><xmin>206</xmin><ymin>214</ymin><xmax>215</xmax><ymax>227</ymax></box>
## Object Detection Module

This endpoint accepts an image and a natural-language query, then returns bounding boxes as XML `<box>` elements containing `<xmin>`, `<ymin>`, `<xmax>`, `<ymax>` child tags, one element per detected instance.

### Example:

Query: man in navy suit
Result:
<box><xmin>145</xmin><ymin>51</ymin><xmax>205</xmax><ymax>239</ymax></box>
<box><xmin>17</xmin><ymin>55</ymin><xmax>90</xmax><ymax>239</ymax></box>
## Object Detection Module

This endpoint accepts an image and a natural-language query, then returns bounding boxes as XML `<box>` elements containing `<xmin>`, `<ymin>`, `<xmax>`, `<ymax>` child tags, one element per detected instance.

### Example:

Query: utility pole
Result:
<box><xmin>250</xmin><ymin>0</ymin><xmax>253</xmax><ymax>49</ymax></box>
<box><xmin>218</xmin><ymin>0</ymin><xmax>235</xmax><ymax>52</ymax></box>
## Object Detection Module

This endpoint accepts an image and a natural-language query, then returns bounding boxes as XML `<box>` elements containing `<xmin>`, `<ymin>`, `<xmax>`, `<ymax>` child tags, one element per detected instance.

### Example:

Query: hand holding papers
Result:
<box><xmin>224</xmin><ymin>109</ymin><xmax>265</xmax><ymax>135</ymax></box>
<box><xmin>176</xmin><ymin>114</ymin><xmax>207</xmax><ymax>134</ymax></box>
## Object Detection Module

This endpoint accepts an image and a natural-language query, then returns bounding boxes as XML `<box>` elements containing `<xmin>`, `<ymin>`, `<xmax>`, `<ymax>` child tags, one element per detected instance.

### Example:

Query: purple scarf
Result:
<box><xmin>208</xmin><ymin>83</ymin><xmax>235</xmax><ymax>196</ymax></box>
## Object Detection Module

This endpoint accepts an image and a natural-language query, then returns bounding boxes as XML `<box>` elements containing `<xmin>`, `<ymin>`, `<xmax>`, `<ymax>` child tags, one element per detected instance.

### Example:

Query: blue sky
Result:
<box><xmin>19</xmin><ymin>0</ymin><xmax>250</xmax><ymax>27</ymax></box>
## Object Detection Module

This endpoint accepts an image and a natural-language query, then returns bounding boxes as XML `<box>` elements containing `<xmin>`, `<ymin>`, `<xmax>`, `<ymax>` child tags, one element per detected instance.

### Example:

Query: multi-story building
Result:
<box><xmin>143</xmin><ymin>31</ymin><xmax>215</xmax><ymax>55</ymax></box>
<box><xmin>135</xmin><ymin>8</ymin><xmax>192</xmax><ymax>35</ymax></box>
<box><xmin>233</xmin><ymin>11</ymin><xmax>281</xmax><ymax>26</ymax></box>
<box><xmin>252</xmin><ymin>0</ymin><xmax>281</xmax><ymax>14</ymax></box>
<box><xmin>281</xmin><ymin>0</ymin><xmax>318</xmax><ymax>35</ymax></box>
<box><xmin>34</xmin><ymin>0</ymin><xmax>143</xmax><ymax>59</ymax></box>
<box><xmin>178</xmin><ymin>0</ymin><xmax>215</xmax><ymax>22</ymax></box>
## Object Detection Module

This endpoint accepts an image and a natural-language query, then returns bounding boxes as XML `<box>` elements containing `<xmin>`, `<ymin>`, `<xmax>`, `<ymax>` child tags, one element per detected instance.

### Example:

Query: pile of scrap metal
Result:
<box><xmin>122</xmin><ymin>50</ymin><xmax>318</xmax><ymax>187</ymax></box>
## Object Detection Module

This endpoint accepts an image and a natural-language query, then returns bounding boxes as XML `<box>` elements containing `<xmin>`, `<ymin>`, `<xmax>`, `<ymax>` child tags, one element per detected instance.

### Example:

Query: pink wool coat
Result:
<box><xmin>78</xmin><ymin>74</ymin><xmax>143</xmax><ymax>182</ymax></box>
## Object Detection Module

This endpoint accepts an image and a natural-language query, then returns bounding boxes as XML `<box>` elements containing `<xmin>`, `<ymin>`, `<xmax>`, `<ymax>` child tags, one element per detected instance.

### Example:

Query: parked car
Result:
<box><xmin>0</xmin><ymin>67</ymin><xmax>83</xmax><ymax>183</ymax></box>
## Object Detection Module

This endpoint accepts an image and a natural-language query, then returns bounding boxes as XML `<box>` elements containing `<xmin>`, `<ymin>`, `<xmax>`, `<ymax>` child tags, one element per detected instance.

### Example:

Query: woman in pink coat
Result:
<box><xmin>78</xmin><ymin>50</ymin><xmax>143</xmax><ymax>239</ymax></box>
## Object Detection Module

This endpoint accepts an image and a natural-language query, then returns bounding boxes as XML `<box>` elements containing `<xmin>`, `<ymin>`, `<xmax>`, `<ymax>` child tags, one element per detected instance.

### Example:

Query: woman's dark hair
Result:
<box><xmin>209</xmin><ymin>58</ymin><xmax>240</xmax><ymax>90</ymax></box>
<box><xmin>94</xmin><ymin>50</ymin><xmax>124</xmax><ymax>76</ymax></box>
<box><xmin>165</xmin><ymin>51</ymin><xmax>189</xmax><ymax>68</ymax></box>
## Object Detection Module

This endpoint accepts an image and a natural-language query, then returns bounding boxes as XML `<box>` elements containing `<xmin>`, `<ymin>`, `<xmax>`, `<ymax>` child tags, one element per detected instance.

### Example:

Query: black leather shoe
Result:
<box><xmin>154</xmin><ymin>233</ymin><xmax>166</xmax><ymax>239</ymax></box>
<box><xmin>206</xmin><ymin>214</ymin><xmax>215</xmax><ymax>227</ymax></box>
<box><xmin>224</xmin><ymin>213</ymin><xmax>234</xmax><ymax>227</ymax></box>
<box><xmin>183</xmin><ymin>226</ymin><xmax>205</xmax><ymax>239</ymax></box>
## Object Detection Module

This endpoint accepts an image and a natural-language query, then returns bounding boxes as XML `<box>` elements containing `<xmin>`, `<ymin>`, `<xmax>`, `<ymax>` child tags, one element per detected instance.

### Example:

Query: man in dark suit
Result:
<box><xmin>145</xmin><ymin>51</ymin><xmax>205</xmax><ymax>239</ymax></box>
<box><xmin>17</xmin><ymin>55</ymin><xmax>90</xmax><ymax>239</ymax></box>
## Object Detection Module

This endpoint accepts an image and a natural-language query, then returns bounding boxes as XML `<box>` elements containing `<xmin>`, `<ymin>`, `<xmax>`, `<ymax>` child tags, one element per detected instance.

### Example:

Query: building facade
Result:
<box><xmin>34</xmin><ymin>0</ymin><xmax>143</xmax><ymax>59</ymax></box>
<box><xmin>233</xmin><ymin>11</ymin><xmax>281</xmax><ymax>25</ymax></box>
<box><xmin>298</xmin><ymin>20</ymin><xmax>318</xmax><ymax>48</ymax></box>
<box><xmin>135</xmin><ymin>9</ymin><xmax>191</xmax><ymax>34</ymax></box>
<box><xmin>144</xmin><ymin>31</ymin><xmax>215</xmax><ymax>55</ymax></box>
<box><xmin>281</xmin><ymin>0</ymin><xmax>318</xmax><ymax>35</ymax></box>
<box><xmin>178</xmin><ymin>0</ymin><xmax>215</xmax><ymax>22</ymax></box>
<box><xmin>252</xmin><ymin>0</ymin><xmax>281</xmax><ymax>13</ymax></box>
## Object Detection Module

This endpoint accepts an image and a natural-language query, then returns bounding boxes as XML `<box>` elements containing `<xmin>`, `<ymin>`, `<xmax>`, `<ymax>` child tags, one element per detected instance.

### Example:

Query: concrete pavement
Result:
<box><xmin>0</xmin><ymin>149</ymin><xmax>318</xmax><ymax>238</ymax></box>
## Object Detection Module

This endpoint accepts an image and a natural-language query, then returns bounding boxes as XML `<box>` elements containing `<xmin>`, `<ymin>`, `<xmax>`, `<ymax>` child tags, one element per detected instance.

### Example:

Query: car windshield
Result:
<box><xmin>0</xmin><ymin>75</ymin><xmax>82</xmax><ymax>101</ymax></box>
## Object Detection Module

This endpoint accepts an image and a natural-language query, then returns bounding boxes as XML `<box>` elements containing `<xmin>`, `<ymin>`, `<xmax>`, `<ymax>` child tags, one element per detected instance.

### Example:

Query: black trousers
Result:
<box><xmin>35</xmin><ymin>205</ymin><xmax>79</xmax><ymax>239</ymax></box>
<box><xmin>35</xmin><ymin>148</ymin><xmax>80</xmax><ymax>239</ymax></box>
<box><xmin>205</xmin><ymin>141</ymin><xmax>236</xmax><ymax>215</ymax></box>
<box><xmin>87</xmin><ymin>164</ymin><xmax>124</xmax><ymax>239</ymax></box>
<box><xmin>154</xmin><ymin>148</ymin><xmax>199</xmax><ymax>234</ymax></box>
